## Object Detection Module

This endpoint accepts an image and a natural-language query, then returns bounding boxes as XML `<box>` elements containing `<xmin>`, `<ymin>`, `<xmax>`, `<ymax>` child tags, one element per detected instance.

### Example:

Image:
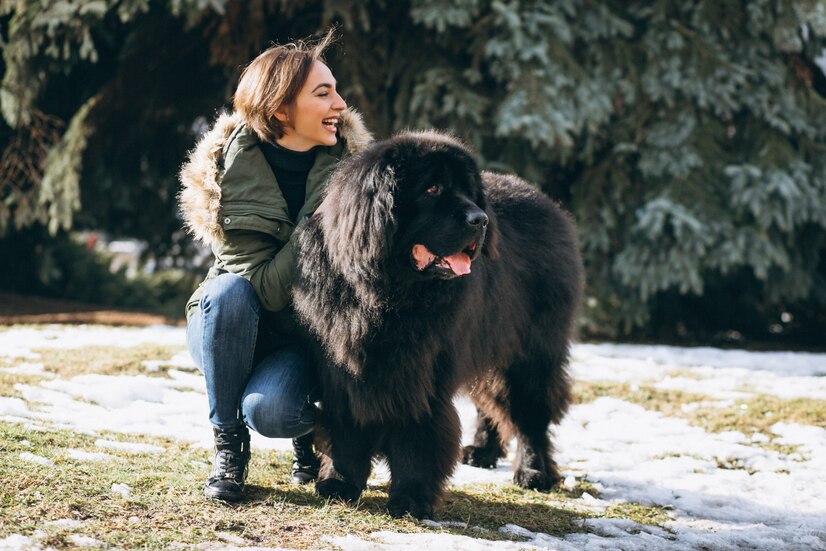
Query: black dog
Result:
<box><xmin>293</xmin><ymin>131</ymin><xmax>583</xmax><ymax>519</ymax></box>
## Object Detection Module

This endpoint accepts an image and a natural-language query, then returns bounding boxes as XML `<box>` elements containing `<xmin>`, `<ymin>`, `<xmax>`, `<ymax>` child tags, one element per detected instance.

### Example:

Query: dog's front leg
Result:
<box><xmin>382</xmin><ymin>395</ymin><xmax>461</xmax><ymax>519</ymax></box>
<box><xmin>315</xmin><ymin>419</ymin><xmax>374</xmax><ymax>503</ymax></box>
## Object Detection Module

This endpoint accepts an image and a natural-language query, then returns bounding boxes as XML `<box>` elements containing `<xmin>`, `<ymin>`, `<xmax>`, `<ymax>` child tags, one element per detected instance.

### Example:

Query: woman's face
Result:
<box><xmin>276</xmin><ymin>61</ymin><xmax>347</xmax><ymax>151</ymax></box>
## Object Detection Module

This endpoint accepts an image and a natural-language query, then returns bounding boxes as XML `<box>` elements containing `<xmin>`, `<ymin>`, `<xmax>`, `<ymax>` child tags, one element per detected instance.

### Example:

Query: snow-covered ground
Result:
<box><xmin>1</xmin><ymin>325</ymin><xmax>825</xmax><ymax>550</ymax></box>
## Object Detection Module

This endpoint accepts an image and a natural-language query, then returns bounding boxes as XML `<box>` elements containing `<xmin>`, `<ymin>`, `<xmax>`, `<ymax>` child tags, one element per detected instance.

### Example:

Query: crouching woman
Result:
<box><xmin>178</xmin><ymin>31</ymin><xmax>371</xmax><ymax>502</ymax></box>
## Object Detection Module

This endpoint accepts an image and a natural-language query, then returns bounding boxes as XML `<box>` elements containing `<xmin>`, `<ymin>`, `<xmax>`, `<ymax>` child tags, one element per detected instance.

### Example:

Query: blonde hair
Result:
<box><xmin>233</xmin><ymin>28</ymin><xmax>336</xmax><ymax>143</ymax></box>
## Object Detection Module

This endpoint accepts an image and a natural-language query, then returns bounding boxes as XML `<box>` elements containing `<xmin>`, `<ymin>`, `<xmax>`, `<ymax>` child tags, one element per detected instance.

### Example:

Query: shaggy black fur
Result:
<box><xmin>293</xmin><ymin>131</ymin><xmax>583</xmax><ymax>519</ymax></box>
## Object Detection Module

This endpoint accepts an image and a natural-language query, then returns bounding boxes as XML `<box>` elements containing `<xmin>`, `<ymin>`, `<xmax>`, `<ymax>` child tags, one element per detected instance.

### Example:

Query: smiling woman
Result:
<box><xmin>177</xmin><ymin>28</ymin><xmax>372</xmax><ymax>503</ymax></box>
<box><xmin>233</xmin><ymin>39</ymin><xmax>348</xmax><ymax>152</ymax></box>
<box><xmin>274</xmin><ymin>62</ymin><xmax>347</xmax><ymax>151</ymax></box>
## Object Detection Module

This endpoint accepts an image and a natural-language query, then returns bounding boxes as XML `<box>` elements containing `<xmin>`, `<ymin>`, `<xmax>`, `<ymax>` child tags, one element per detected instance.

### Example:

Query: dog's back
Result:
<box><xmin>457</xmin><ymin>171</ymin><xmax>583</xmax><ymax>488</ymax></box>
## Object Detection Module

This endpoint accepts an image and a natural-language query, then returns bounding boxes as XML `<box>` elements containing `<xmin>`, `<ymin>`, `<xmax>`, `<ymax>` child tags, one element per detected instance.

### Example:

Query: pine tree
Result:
<box><xmin>2</xmin><ymin>0</ymin><xmax>825</xmax><ymax>341</ymax></box>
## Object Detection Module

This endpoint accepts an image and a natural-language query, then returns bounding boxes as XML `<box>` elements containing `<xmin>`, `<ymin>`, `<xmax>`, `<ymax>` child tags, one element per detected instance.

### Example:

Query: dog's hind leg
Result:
<box><xmin>462</xmin><ymin>410</ymin><xmax>505</xmax><ymax>468</ymax></box>
<box><xmin>383</xmin><ymin>396</ymin><xmax>461</xmax><ymax>519</ymax></box>
<box><xmin>505</xmin><ymin>353</ymin><xmax>571</xmax><ymax>492</ymax></box>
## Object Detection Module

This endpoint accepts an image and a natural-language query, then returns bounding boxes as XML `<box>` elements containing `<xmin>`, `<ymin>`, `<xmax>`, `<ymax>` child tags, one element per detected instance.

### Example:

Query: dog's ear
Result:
<box><xmin>482</xmin><ymin>208</ymin><xmax>500</xmax><ymax>260</ymax></box>
<box><xmin>317</xmin><ymin>154</ymin><xmax>397</xmax><ymax>277</ymax></box>
<box><xmin>474</xmin><ymin>174</ymin><xmax>500</xmax><ymax>260</ymax></box>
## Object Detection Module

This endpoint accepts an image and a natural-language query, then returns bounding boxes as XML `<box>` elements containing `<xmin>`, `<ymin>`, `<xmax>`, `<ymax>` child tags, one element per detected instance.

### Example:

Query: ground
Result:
<box><xmin>0</xmin><ymin>321</ymin><xmax>824</xmax><ymax>550</ymax></box>
<box><xmin>0</xmin><ymin>292</ymin><xmax>182</xmax><ymax>327</ymax></box>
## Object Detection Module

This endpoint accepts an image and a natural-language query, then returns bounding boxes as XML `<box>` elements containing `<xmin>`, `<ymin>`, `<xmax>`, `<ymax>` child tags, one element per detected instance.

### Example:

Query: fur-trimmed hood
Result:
<box><xmin>178</xmin><ymin>108</ymin><xmax>372</xmax><ymax>246</ymax></box>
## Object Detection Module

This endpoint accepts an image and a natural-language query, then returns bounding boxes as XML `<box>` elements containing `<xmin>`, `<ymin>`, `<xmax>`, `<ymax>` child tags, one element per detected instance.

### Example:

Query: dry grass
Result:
<box><xmin>33</xmin><ymin>345</ymin><xmax>186</xmax><ymax>378</ymax></box>
<box><xmin>0</xmin><ymin>420</ymin><xmax>600</xmax><ymax>548</ymax></box>
<box><xmin>5</xmin><ymin>335</ymin><xmax>822</xmax><ymax>547</ymax></box>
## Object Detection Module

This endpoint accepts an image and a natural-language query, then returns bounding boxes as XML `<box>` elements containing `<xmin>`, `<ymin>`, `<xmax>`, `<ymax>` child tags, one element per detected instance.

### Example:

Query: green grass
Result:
<box><xmin>0</xmin><ymin>420</ymin><xmax>602</xmax><ymax>548</ymax></box>
<box><xmin>606</xmin><ymin>502</ymin><xmax>674</xmax><ymax>526</ymax></box>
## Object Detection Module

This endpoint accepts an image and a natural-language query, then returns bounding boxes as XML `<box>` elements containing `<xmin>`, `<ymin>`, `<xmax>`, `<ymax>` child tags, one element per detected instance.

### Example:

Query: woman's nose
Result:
<box><xmin>333</xmin><ymin>93</ymin><xmax>347</xmax><ymax>111</ymax></box>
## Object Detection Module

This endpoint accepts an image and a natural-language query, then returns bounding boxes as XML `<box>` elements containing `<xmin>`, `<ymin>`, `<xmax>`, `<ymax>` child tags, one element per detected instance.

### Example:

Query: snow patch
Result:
<box><xmin>44</xmin><ymin>519</ymin><xmax>84</xmax><ymax>529</ymax></box>
<box><xmin>65</xmin><ymin>448</ymin><xmax>115</xmax><ymax>462</ymax></box>
<box><xmin>19</xmin><ymin>452</ymin><xmax>54</xmax><ymax>467</ymax></box>
<box><xmin>67</xmin><ymin>534</ymin><xmax>103</xmax><ymax>548</ymax></box>
<box><xmin>142</xmin><ymin>350</ymin><xmax>197</xmax><ymax>372</ymax></box>
<box><xmin>0</xmin><ymin>363</ymin><xmax>51</xmax><ymax>377</ymax></box>
<box><xmin>95</xmin><ymin>439</ymin><xmax>164</xmax><ymax>454</ymax></box>
<box><xmin>0</xmin><ymin>535</ymin><xmax>42</xmax><ymax>550</ymax></box>
<box><xmin>3</xmin><ymin>326</ymin><xmax>826</xmax><ymax>550</ymax></box>
<box><xmin>111</xmin><ymin>483</ymin><xmax>131</xmax><ymax>497</ymax></box>
<box><xmin>327</xmin><ymin>531</ymin><xmax>542</xmax><ymax>550</ymax></box>
<box><xmin>0</xmin><ymin>325</ymin><xmax>185</xmax><ymax>358</ymax></box>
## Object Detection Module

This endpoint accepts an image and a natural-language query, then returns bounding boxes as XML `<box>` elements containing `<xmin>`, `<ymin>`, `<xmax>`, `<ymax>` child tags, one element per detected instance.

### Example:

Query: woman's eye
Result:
<box><xmin>426</xmin><ymin>185</ymin><xmax>441</xmax><ymax>195</ymax></box>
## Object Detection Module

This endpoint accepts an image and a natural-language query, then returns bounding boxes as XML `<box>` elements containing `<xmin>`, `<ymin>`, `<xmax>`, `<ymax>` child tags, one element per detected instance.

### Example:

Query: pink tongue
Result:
<box><xmin>412</xmin><ymin>244</ymin><xmax>472</xmax><ymax>275</ymax></box>
<box><xmin>444</xmin><ymin>252</ymin><xmax>472</xmax><ymax>275</ymax></box>
<box><xmin>412</xmin><ymin>244</ymin><xmax>436</xmax><ymax>271</ymax></box>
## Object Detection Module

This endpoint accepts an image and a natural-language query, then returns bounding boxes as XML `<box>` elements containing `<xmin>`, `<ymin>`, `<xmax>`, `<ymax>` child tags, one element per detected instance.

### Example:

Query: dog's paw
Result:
<box><xmin>461</xmin><ymin>445</ymin><xmax>499</xmax><ymax>469</ymax></box>
<box><xmin>315</xmin><ymin>477</ymin><xmax>362</xmax><ymax>502</ymax></box>
<box><xmin>513</xmin><ymin>467</ymin><xmax>560</xmax><ymax>492</ymax></box>
<box><xmin>386</xmin><ymin>494</ymin><xmax>434</xmax><ymax>520</ymax></box>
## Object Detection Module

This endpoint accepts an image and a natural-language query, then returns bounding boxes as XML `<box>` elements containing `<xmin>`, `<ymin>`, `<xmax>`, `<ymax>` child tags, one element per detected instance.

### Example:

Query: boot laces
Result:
<box><xmin>292</xmin><ymin>434</ymin><xmax>319</xmax><ymax>468</ymax></box>
<box><xmin>212</xmin><ymin>449</ymin><xmax>246</xmax><ymax>480</ymax></box>
<box><xmin>210</xmin><ymin>427</ymin><xmax>249</xmax><ymax>481</ymax></box>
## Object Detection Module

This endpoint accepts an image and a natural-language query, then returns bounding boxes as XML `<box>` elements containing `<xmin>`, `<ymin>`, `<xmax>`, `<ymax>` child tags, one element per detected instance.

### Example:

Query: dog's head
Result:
<box><xmin>313</xmin><ymin>131</ymin><xmax>499</xmax><ymax>284</ymax></box>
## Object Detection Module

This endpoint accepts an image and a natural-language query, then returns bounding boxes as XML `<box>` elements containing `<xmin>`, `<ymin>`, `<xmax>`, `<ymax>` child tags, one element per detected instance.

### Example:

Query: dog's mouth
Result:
<box><xmin>411</xmin><ymin>241</ymin><xmax>479</xmax><ymax>276</ymax></box>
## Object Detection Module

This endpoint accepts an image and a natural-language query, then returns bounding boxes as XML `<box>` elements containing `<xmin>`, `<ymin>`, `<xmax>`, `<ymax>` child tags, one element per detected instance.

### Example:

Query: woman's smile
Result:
<box><xmin>277</xmin><ymin>61</ymin><xmax>347</xmax><ymax>151</ymax></box>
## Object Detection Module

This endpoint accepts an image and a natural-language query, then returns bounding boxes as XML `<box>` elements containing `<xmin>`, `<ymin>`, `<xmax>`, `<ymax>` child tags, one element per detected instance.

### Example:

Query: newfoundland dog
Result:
<box><xmin>292</xmin><ymin>131</ymin><xmax>583</xmax><ymax>519</ymax></box>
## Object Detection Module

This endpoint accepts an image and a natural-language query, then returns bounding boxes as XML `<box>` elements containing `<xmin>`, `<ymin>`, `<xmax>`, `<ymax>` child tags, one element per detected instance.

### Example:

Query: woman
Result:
<box><xmin>178</xmin><ymin>30</ymin><xmax>372</xmax><ymax>502</ymax></box>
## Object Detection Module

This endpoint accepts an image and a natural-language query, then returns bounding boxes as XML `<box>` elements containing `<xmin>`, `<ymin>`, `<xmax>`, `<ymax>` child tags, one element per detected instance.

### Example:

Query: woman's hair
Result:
<box><xmin>233</xmin><ymin>28</ymin><xmax>336</xmax><ymax>143</ymax></box>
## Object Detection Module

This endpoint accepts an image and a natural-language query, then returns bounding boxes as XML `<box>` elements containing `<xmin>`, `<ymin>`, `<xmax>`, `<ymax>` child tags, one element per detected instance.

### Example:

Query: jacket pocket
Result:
<box><xmin>219</xmin><ymin>211</ymin><xmax>293</xmax><ymax>242</ymax></box>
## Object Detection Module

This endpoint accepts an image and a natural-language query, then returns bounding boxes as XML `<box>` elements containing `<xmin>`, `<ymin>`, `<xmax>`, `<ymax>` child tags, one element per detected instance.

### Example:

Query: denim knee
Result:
<box><xmin>241</xmin><ymin>391</ymin><xmax>316</xmax><ymax>439</ymax></box>
<box><xmin>200</xmin><ymin>273</ymin><xmax>259</xmax><ymax>319</ymax></box>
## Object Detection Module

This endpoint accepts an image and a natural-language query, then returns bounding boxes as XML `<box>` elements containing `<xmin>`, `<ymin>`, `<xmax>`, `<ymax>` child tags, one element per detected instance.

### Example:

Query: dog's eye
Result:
<box><xmin>426</xmin><ymin>185</ymin><xmax>441</xmax><ymax>195</ymax></box>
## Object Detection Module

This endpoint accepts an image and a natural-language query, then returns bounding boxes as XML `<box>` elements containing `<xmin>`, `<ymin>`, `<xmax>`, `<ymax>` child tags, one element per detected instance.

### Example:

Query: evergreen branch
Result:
<box><xmin>669</xmin><ymin>18</ymin><xmax>736</xmax><ymax>71</ymax></box>
<box><xmin>0</xmin><ymin>109</ymin><xmax>64</xmax><ymax>232</ymax></box>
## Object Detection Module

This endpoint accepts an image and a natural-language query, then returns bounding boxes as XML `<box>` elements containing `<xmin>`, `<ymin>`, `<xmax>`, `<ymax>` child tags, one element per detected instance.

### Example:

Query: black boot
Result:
<box><xmin>204</xmin><ymin>425</ymin><xmax>250</xmax><ymax>502</ymax></box>
<box><xmin>291</xmin><ymin>432</ymin><xmax>320</xmax><ymax>484</ymax></box>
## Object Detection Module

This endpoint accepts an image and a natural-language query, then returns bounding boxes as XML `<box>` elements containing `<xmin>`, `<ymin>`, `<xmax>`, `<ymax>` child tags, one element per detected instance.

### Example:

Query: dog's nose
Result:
<box><xmin>466</xmin><ymin>209</ymin><xmax>489</xmax><ymax>227</ymax></box>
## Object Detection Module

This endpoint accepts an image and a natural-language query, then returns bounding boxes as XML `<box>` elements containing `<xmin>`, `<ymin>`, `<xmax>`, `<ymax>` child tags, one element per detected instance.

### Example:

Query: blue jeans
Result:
<box><xmin>186</xmin><ymin>273</ymin><xmax>317</xmax><ymax>438</ymax></box>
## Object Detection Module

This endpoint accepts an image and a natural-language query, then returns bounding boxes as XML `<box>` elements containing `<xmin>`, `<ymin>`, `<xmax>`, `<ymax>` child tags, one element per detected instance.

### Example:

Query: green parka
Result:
<box><xmin>178</xmin><ymin>108</ymin><xmax>372</xmax><ymax>341</ymax></box>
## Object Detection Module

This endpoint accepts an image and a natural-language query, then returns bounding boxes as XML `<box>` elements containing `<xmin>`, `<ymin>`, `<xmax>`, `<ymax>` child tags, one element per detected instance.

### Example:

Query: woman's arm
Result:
<box><xmin>212</xmin><ymin>229</ymin><xmax>297</xmax><ymax>312</ymax></box>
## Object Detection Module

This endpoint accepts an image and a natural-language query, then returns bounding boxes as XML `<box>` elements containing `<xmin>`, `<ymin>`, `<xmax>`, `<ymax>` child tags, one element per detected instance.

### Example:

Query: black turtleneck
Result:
<box><xmin>259</xmin><ymin>142</ymin><xmax>317</xmax><ymax>222</ymax></box>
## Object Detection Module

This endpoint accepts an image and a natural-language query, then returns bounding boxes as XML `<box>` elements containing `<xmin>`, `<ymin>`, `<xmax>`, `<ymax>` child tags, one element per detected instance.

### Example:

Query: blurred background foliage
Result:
<box><xmin>1</xmin><ymin>0</ymin><xmax>826</xmax><ymax>345</ymax></box>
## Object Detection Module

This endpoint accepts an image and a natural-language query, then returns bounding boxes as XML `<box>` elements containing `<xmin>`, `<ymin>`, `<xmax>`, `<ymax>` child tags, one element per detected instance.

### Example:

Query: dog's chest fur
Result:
<box><xmin>329</xmin><ymin>286</ymin><xmax>468</xmax><ymax>425</ymax></box>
